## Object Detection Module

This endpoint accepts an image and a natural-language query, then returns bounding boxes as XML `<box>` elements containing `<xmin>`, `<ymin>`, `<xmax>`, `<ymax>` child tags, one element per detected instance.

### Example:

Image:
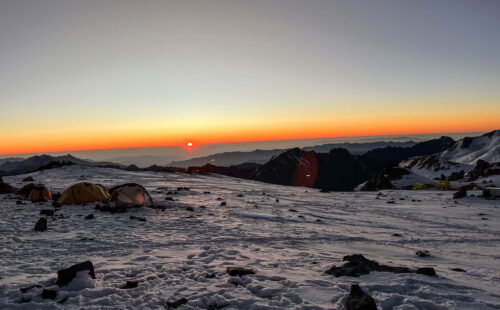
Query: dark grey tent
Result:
<box><xmin>108</xmin><ymin>183</ymin><xmax>153</xmax><ymax>208</ymax></box>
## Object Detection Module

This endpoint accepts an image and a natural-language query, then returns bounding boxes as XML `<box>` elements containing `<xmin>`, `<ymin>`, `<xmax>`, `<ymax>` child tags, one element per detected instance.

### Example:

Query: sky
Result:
<box><xmin>1</xmin><ymin>0</ymin><xmax>499</xmax><ymax>156</ymax></box>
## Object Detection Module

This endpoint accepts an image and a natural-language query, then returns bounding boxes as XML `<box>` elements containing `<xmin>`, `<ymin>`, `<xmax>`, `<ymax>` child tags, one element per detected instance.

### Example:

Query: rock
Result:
<box><xmin>276</xmin><ymin>198</ymin><xmax>279</xmax><ymax>202</ymax></box>
<box><xmin>451</xmin><ymin>268</ymin><xmax>466</xmax><ymax>272</ymax></box>
<box><xmin>386</xmin><ymin>200</ymin><xmax>396</xmax><ymax>204</ymax></box>
<box><xmin>57</xmin><ymin>295</ymin><xmax>69</xmax><ymax>304</ymax></box>
<box><xmin>220</xmin><ymin>202</ymin><xmax>227</xmax><ymax>206</ymax></box>
<box><xmin>166</xmin><ymin>297</ymin><xmax>188</xmax><ymax>309</ymax></box>
<box><xmin>56</xmin><ymin>261</ymin><xmax>96</xmax><ymax>287</ymax></box>
<box><xmin>41</xmin><ymin>289</ymin><xmax>57</xmax><ymax>300</ymax></box>
<box><xmin>120</xmin><ymin>280</ymin><xmax>139</xmax><ymax>289</ymax></box>
<box><xmin>392</xmin><ymin>233</ymin><xmax>402</xmax><ymax>237</ymax></box>
<box><xmin>203</xmin><ymin>191</ymin><xmax>211</xmax><ymax>194</ymax></box>
<box><xmin>22</xmin><ymin>176</ymin><xmax>34</xmax><ymax>182</ymax></box>
<box><xmin>237</xmin><ymin>194</ymin><xmax>244</xmax><ymax>197</ymax></box>
<box><xmin>416</xmin><ymin>267</ymin><xmax>436</xmax><ymax>277</ymax></box>
<box><xmin>52</xmin><ymin>201</ymin><xmax>60</xmax><ymax>208</ymax></box>
<box><xmin>165</xmin><ymin>197</ymin><xmax>174</xmax><ymax>201</ymax></box>
<box><xmin>288</xmin><ymin>209</ymin><xmax>298</xmax><ymax>212</ymax></box>
<box><xmin>0</xmin><ymin>181</ymin><xmax>17</xmax><ymax>194</ymax></box>
<box><xmin>346</xmin><ymin>284</ymin><xmax>378</xmax><ymax>310</ymax></box>
<box><xmin>448</xmin><ymin>170</ymin><xmax>465</xmax><ymax>181</ymax></box>
<box><xmin>416</xmin><ymin>250</ymin><xmax>430</xmax><ymax>257</ymax></box>
<box><xmin>186</xmin><ymin>206</ymin><xmax>194</xmax><ymax>212</ymax></box>
<box><xmin>226</xmin><ymin>267</ymin><xmax>255</xmax><ymax>277</ymax></box>
<box><xmin>40</xmin><ymin>209</ymin><xmax>54</xmax><ymax>216</ymax></box>
<box><xmin>453</xmin><ymin>188</ymin><xmax>467</xmax><ymax>199</ymax></box>
<box><xmin>325</xmin><ymin>254</ymin><xmax>411</xmax><ymax>277</ymax></box>
<box><xmin>20</xmin><ymin>284</ymin><xmax>42</xmax><ymax>293</ymax></box>
<box><xmin>177</xmin><ymin>187</ymin><xmax>190</xmax><ymax>191</ymax></box>
<box><xmin>84</xmin><ymin>214</ymin><xmax>95</xmax><ymax>220</ymax></box>
<box><xmin>130</xmin><ymin>215</ymin><xmax>146</xmax><ymax>222</ymax></box>
<box><xmin>34</xmin><ymin>218</ymin><xmax>47</xmax><ymax>232</ymax></box>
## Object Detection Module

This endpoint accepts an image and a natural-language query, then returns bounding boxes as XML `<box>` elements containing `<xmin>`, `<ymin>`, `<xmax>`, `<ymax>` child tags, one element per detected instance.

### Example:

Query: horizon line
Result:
<box><xmin>0</xmin><ymin>129</ymin><xmax>490</xmax><ymax>158</ymax></box>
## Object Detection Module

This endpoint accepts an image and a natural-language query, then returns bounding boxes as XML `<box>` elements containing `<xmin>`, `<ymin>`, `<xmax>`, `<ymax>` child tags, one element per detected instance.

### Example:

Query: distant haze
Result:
<box><xmin>0</xmin><ymin>132</ymin><xmax>482</xmax><ymax>167</ymax></box>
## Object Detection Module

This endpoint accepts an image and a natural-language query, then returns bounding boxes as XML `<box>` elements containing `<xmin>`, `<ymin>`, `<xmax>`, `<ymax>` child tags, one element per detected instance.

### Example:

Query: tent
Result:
<box><xmin>413</xmin><ymin>183</ymin><xmax>428</xmax><ymax>190</ymax></box>
<box><xmin>108</xmin><ymin>183</ymin><xmax>153</xmax><ymax>208</ymax></box>
<box><xmin>28</xmin><ymin>186</ymin><xmax>52</xmax><ymax>202</ymax></box>
<box><xmin>59</xmin><ymin>182</ymin><xmax>109</xmax><ymax>205</ymax></box>
<box><xmin>436</xmin><ymin>181</ymin><xmax>450</xmax><ymax>190</ymax></box>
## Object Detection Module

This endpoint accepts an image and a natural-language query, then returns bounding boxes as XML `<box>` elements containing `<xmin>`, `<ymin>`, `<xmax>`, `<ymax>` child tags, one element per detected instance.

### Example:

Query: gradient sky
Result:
<box><xmin>1</xmin><ymin>0</ymin><xmax>499</xmax><ymax>155</ymax></box>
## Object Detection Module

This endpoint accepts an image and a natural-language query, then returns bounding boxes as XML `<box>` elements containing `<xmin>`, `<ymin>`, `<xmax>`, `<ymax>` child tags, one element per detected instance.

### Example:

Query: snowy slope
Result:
<box><xmin>440</xmin><ymin>130</ymin><xmax>500</xmax><ymax>165</ymax></box>
<box><xmin>0</xmin><ymin>165</ymin><xmax>499</xmax><ymax>309</ymax></box>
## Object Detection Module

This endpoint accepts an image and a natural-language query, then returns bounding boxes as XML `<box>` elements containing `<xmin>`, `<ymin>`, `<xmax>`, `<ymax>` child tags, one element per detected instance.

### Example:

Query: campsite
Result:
<box><xmin>0</xmin><ymin>164</ymin><xmax>499</xmax><ymax>309</ymax></box>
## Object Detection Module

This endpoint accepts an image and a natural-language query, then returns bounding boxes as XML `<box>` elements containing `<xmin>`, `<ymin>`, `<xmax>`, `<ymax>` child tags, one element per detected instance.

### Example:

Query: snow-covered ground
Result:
<box><xmin>1</xmin><ymin>165</ymin><xmax>499</xmax><ymax>309</ymax></box>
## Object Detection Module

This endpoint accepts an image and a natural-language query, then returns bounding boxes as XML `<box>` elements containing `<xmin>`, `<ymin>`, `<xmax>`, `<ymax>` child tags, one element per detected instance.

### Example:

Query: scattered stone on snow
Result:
<box><xmin>416</xmin><ymin>267</ymin><xmax>437</xmax><ymax>277</ymax></box>
<box><xmin>19</xmin><ymin>284</ymin><xmax>42</xmax><ymax>293</ymax></box>
<box><xmin>226</xmin><ymin>267</ymin><xmax>255</xmax><ymax>277</ymax></box>
<box><xmin>22</xmin><ymin>176</ymin><xmax>34</xmax><ymax>182</ymax></box>
<box><xmin>166</xmin><ymin>297</ymin><xmax>188</xmax><ymax>309</ymax></box>
<box><xmin>40</xmin><ymin>209</ymin><xmax>54</xmax><ymax>216</ymax></box>
<box><xmin>56</xmin><ymin>261</ymin><xmax>96</xmax><ymax>287</ymax></box>
<box><xmin>346</xmin><ymin>284</ymin><xmax>378</xmax><ymax>310</ymax></box>
<box><xmin>416</xmin><ymin>250</ymin><xmax>430</xmax><ymax>257</ymax></box>
<box><xmin>453</xmin><ymin>188</ymin><xmax>467</xmax><ymax>199</ymax></box>
<box><xmin>57</xmin><ymin>295</ymin><xmax>69</xmax><ymax>304</ymax></box>
<box><xmin>84</xmin><ymin>214</ymin><xmax>95</xmax><ymax>220</ymax></box>
<box><xmin>451</xmin><ymin>268</ymin><xmax>467</xmax><ymax>272</ymax></box>
<box><xmin>120</xmin><ymin>280</ymin><xmax>140</xmax><ymax>289</ymax></box>
<box><xmin>34</xmin><ymin>218</ymin><xmax>47</xmax><ymax>232</ymax></box>
<box><xmin>130</xmin><ymin>215</ymin><xmax>146</xmax><ymax>222</ymax></box>
<box><xmin>325</xmin><ymin>254</ymin><xmax>411</xmax><ymax>277</ymax></box>
<box><xmin>220</xmin><ymin>202</ymin><xmax>227</xmax><ymax>206</ymax></box>
<box><xmin>41</xmin><ymin>289</ymin><xmax>57</xmax><ymax>300</ymax></box>
<box><xmin>165</xmin><ymin>197</ymin><xmax>175</xmax><ymax>201</ymax></box>
<box><xmin>186</xmin><ymin>206</ymin><xmax>194</xmax><ymax>212</ymax></box>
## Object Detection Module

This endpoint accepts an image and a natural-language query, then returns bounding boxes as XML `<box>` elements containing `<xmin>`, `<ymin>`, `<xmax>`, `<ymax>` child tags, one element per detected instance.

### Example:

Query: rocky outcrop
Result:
<box><xmin>346</xmin><ymin>285</ymin><xmax>378</xmax><ymax>310</ymax></box>
<box><xmin>56</xmin><ymin>261</ymin><xmax>96</xmax><ymax>287</ymax></box>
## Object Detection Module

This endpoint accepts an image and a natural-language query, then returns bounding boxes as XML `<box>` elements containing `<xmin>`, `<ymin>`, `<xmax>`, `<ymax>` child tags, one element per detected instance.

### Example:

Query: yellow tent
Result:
<box><xmin>413</xmin><ymin>183</ymin><xmax>428</xmax><ymax>190</ymax></box>
<box><xmin>59</xmin><ymin>182</ymin><xmax>109</xmax><ymax>205</ymax></box>
<box><xmin>437</xmin><ymin>181</ymin><xmax>450</xmax><ymax>190</ymax></box>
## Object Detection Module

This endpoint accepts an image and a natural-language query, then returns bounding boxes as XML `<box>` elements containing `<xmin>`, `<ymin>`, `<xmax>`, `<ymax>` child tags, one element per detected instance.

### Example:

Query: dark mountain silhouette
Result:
<box><xmin>169</xmin><ymin>141</ymin><xmax>417</xmax><ymax>167</ymax></box>
<box><xmin>357</xmin><ymin>136</ymin><xmax>455</xmax><ymax>172</ymax></box>
<box><xmin>0</xmin><ymin>154</ymin><xmax>121</xmax><ymax>176</ymax></box>
<box><xmin>246</xmin><ymin>136</ymin><xmax>455</xmax><ymax>191</ymax></box>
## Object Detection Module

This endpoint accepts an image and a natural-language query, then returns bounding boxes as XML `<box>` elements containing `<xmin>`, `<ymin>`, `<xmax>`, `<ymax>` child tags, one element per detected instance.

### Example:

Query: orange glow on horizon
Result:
<box><xmin>1</xmin><ymin>120</ymin><xmax>498</xmax><ymax>156</ymax></box>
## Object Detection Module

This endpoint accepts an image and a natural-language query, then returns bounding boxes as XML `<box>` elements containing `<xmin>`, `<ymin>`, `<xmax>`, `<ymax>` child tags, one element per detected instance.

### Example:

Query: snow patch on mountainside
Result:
<box><xmin>440</xmin><ymin>130</ymin><xmax>500</xmax><ymax>165</ymax></box>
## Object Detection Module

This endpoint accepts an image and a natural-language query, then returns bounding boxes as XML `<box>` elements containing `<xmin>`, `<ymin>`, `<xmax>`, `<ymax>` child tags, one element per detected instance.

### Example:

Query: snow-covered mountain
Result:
<box><xmin>439</xmin><ymin>130</ymin><xmax>500</xmax><ymax>164</ymax></box>
<box><xmin>359</xmin><ymin>130</ymin><xmax>500</xmax><ymax>190</ymax></box>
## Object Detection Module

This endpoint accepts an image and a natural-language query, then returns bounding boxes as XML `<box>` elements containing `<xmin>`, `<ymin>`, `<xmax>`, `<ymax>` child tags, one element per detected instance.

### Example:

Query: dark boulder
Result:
<box><xmin>34</xmin><ymin>218</ymin><xmax>47</xmax><ymax>232</ymax></box>
<box><xmin>120</xmin><ymin>280</ymin><xmax>140</xmax><ymax>289</ymax></box>
<box><xmin>453</xmin><ymin>188</ymin><xmax>467</xmax><ymax>199</ymax></box>
<box><xmin>346</xmin><ymin>284</ymin><xmax>378</xmax><ymax>310</ymax></box>
<box><xmin>0</xmin><ymin>180</ymin><xmax>17</xmax><ymax>194</ymax></box>
<box><xmin>166</xmin><ymin>297</ymin><xmax>188</xmax><ymax>309</ymax></box>
<box><xmin>226</xmin><ymin>267</ymin><xmax>255</xmax><ymax>277</ymax></box>
<box><xmin>451</xmin><ymin>268</ymin><xmax>466</xmax><ymax>272</ymax></box>
<box><xmin>84</xmin><ymin>214</ymin><xmax>95</xmax><ymax>220</ymax></box>
<box><xmin>416</xmin><ymin>267</ymin><xmax>436</xmax><ymax>277</ymax></box>
<box><xmin>186</xmin><ymin>206</ymin><xmax>194</xmax><ymax>212</ymax></box>
<box><xmin>416</xmin><ymin>250</ymin><xmax>430</xmax><ymax>257</ymax></box>
<box><xmin>22</xmin><ymin>176</ymin><xmax>34</xmax><ymax>182</ymax></box>
<box><xmin>56</xmin><ymin>261</ymin><xmax>96</xmax><ymax>287</ymax></box>
<box><xmin>130</xmin><ymin>215</ymin><xmax>146</xmax><ymax>222</ymax></box>
<box><xmin>448</xmin><ymin>170</ymin><xmax>465</xmax><ymax>181</ymax></box>
<box><xmin>40</xmin><ymin>209</ymin><xmax>54</xmax><ymax>216</ymax></box>
<box><xmin>41</xmin><ymin>289</ymin><xmax>57</xmax><ymax>300</ymax></box>
<box><xmin>325</xmin><ymin>254</ymin><xmax>411</xmax><ymax>277</ymax></box>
